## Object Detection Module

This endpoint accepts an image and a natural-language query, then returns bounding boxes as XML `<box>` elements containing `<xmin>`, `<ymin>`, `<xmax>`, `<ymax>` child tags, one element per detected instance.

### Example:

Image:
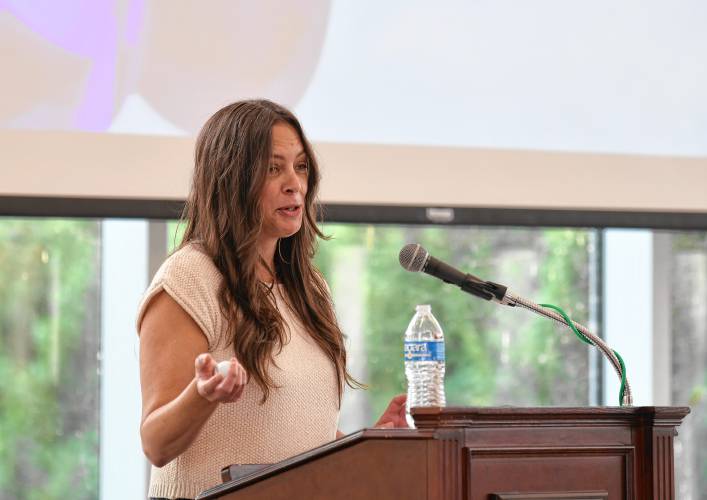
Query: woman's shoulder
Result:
<box><xmin>157</xmin><ymin>242</ymin><xmax>222</xmax><ymax>285</ymax></box>
<box><xmin>136</xmin><ymin>241</ymin><xmax>225</xmax><ymax>344</ymax></box>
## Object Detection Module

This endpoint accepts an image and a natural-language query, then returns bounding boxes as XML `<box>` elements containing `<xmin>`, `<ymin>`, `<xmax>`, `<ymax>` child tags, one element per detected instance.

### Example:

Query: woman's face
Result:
<box><xmin>258</xmin><ymin>122</ymin><xmax>309</xmax><ymax>242</ymax></box>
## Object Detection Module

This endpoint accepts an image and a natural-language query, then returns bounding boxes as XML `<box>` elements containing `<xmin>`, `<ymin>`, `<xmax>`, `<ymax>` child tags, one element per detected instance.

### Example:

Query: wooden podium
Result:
<box><xmin>197</xmin><ymin>406</ymin><xmax>689</xmax><ymax>500</ymax></box>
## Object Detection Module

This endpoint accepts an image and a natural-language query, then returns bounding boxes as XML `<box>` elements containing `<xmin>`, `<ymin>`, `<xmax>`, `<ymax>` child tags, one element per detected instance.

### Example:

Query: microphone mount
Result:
<box><xmin>459</xmin><ymin>277</ymin><xmax>509</xmax><ymax>303</ymax></box>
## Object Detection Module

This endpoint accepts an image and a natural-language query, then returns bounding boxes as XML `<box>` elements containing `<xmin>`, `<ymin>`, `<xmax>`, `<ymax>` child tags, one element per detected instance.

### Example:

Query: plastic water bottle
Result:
<box><xmin>404</xmin><ymin>304</ymin><xmax>446</xmax><ymax>427</ymax></box>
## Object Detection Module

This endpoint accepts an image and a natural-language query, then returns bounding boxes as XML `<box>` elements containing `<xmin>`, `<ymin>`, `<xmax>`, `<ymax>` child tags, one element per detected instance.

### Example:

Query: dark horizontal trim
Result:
<box><xmin>320</xmin><ymin>204</ymin><xmax>707</xmax><ymax>230</ymax></box>
<box><xmin>0</xmin><ymin>196</ymin><xmax>184</xmax><ymax>220</ymax></box>
<box><xmin>1</xmin><ymin>196</ymin><xmax>707</xmax><ymax>230</ymax></box>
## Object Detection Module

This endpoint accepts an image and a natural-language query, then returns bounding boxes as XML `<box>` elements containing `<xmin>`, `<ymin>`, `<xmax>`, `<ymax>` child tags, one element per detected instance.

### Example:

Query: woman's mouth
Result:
<box><xmin>277</xmin><ymin>205</ymin><xmax>302</xmax><ymax>217</ymax></box>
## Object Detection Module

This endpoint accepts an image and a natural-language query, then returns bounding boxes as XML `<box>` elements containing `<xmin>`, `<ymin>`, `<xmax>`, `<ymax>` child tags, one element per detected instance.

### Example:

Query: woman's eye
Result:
<box><xmin>296</xmin><ymin>163</ymin><xmax>309</xmax><ymax>172</ymax></box>
<box><xmin>268</xmin><ymin>164</ymin><xmax>280</xmax><ymax>174</ymax></box>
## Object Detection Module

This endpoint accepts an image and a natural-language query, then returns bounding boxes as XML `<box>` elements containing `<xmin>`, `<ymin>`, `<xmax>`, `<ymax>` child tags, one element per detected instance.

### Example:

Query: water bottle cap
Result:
<box><xmin>415</xmin><ymin>304</ymin><xmax>431</xmax><ymax>313</ymax></box>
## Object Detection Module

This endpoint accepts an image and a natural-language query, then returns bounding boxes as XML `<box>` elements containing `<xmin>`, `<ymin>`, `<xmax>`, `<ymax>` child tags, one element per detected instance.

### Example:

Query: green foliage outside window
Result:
<box><xmin>314</xmin><ymin>224</ymin><xmax>592</xmax><ymax>419</ymax></box>
<box><xmin>1</xmin><ymin>218</ymin><xmax>703</xmax><ymax>499</ymax></box>
<box><xmin>671</xmin><ymin>232</ymin><xmax>707</xmax><ymax>499</ymax></box>
<box><xmin>166</xmin><ymin>220</ymin><xmax>593</xmax><ymax>419</ymax></box>
<box><xmin>0</xmin><ymin>219</ymin><xmax>99</xmax><ymax>500</ymax></box>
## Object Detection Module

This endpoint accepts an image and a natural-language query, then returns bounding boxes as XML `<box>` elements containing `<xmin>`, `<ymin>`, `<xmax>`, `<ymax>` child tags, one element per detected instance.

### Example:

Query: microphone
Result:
<box><xmin>398</xmin><ymin>243</ymin><xmax>510</xmax><ymax>304</ymax></box>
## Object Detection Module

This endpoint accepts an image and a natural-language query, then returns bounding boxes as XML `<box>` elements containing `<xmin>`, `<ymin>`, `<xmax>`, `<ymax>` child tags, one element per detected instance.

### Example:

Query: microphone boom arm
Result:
<box><xmin>466</xmin><ymin>280</ymin><xmax>633</xmax><ymax>406</ymax></box>
<box><xmin>504</xmin><ymin>290</ymin><xmax>633</xmax><ymax>406</ymax></box>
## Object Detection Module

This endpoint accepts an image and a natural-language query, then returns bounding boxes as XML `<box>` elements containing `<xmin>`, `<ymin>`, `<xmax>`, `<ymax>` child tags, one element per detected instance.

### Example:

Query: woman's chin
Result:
<box><xmin>282</xmin><ymin>225</ymin><xmax>302</xmax><ymax>238</ymax></box>
<box><xmin>270</xmin><ymin>222</ymin><xmax>302</xmax><ymax>240</ymax></box>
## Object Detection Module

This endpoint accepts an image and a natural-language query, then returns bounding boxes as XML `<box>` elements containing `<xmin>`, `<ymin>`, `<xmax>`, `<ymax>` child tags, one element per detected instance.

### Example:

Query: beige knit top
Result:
<box><xmin>136</xmin><ymin>244</ymin><xmax>340</xmax><ymax>499</ymax></box>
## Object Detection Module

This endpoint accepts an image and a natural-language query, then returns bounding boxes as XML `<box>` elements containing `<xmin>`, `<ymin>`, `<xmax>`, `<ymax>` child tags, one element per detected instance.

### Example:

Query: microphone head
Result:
<box><xmin>399</xmin><ymin>243</ymin><xmax>429</xmax><ymax>272</ymax></box>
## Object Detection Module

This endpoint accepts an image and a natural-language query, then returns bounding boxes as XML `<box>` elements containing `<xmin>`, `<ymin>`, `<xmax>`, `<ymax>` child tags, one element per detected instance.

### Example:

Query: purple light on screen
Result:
<box><xmin>2</xmin><ymin>0</ymin><xmax>145</xmax><ymax>131</ymax></box>
<box><xmin>123</xmin><ymin>0</ymin><xmax>145</xmax><ymax>46</ymax></box>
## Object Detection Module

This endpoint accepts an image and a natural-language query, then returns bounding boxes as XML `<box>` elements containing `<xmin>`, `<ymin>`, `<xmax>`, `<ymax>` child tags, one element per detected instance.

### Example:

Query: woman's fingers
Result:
<box><xmin>198</xmin><ymin>372</ymin><xmax>224</xmax><ymax>399</ymax></box>
<box><xmin>373</xmin><ymin>394</ymin><xmax>409</xmax><ymax>428</ymax></box>
<box><xmin>394</xmin><ymin>394</ymin><xmax>408</xmax><ymax>426</ymax></box>
<box><xmin>232</xmin><ymin>362</ymin><xmax>248</xmax><ymax>398</ymax></box>
<box><xmin>194</xmin><ymin>355</ymin><xmax>248</xmax><ymax>403</ymax></box>
<box><xmin>389</xmin><ymin>393</ymin><xmax>406</xmax><ymax>409</ymax></box>
<box><xmin>195</xmin><ymin>353</ymin><xmax>217</xmax><ymax>380</ymax></box>
<box><xmin>391</xmin><ymin>393</ymin><xmax>407</xmax><ymax>404</ymax></box>
<box><xmin>229</xmin><ymin>362</ymin><xmax>249</xmax><ymax>401</ymax></box>
<box><xmin>228</xmin><ymin>381</ymin><xmax>245</xmax><ymax>402</ymax></box>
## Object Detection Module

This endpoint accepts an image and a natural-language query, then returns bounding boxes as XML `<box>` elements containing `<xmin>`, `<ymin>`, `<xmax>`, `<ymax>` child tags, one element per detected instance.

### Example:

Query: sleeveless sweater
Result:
<box><xmin>136</xmin><ymin>244</ymin><xmax>340</xmax><ymax>499</ymax></box>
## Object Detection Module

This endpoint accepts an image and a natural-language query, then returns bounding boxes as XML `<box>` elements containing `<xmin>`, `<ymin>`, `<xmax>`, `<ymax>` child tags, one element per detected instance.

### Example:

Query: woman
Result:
<box><xmin>137</xmin><ymin>99</ymin><xmax>407</xmax><ymax>499</ymax></box>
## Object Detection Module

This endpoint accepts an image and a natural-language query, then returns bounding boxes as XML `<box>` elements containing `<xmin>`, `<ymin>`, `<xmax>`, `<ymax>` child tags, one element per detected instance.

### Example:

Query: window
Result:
<box><xmin>671</xmin><ymin>232</ymin><xmax>707</xmax><ymax>499</ymax></box>
<box><xmin>167</xmin><ymin>222</ymin><xmax>597</xmax><ymax>427</ymax></box>
<box><xmin>0</xmin><ymin>219</ymin><xmax>100</xmax><ymax>499</ymax></box>
<box><xmin>3</xmin><ymin>216</ymin><xmax>703</xmax><ymax>499</ymax></box>
<box><xmin>315</xmin><ymin>224</ymin><xmax>596</xmax><ymax>429</ymax></box>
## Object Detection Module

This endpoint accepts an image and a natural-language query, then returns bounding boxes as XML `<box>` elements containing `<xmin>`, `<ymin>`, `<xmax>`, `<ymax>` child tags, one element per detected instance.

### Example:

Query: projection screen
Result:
<box><xmin>1</xmin><ymin>0</ymin><xmax>705</xmax><ymax>213</ymax></box>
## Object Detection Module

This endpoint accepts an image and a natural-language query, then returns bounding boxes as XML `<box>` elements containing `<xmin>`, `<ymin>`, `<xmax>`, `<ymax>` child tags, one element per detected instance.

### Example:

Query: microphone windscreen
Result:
<box><xmin>399</xmin><ymin>243</ymin><xmax>429</xmax><ymax>272</ymax></box>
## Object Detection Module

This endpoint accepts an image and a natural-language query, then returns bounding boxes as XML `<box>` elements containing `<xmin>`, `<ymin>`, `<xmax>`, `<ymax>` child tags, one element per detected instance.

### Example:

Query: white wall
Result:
<box><xmin>1</xmin><ymin>131</ymin><xmax>707</xmax><ymax>213</ymax></box>
<box><xmin>100</xmin><ymin>220</ymin><xmax>149</xmax><ymax>499</ymax></box>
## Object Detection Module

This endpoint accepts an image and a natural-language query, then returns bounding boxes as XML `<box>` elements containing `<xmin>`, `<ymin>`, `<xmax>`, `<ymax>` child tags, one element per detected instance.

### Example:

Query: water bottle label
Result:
<box><xmin>404</xmin><ymin>341</ymin><xmax>445</xmax><ymax>362</ymax></box>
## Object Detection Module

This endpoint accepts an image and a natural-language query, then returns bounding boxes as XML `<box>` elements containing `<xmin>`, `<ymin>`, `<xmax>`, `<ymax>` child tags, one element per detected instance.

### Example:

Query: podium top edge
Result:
<box><xmin>411</xmin><ymin>406</ymin><xmax>691</xmax><ymax>429</ymax></box>
<box><xmin>412</xmin><ymin>406</ymin><xmax>690</xmax><ymax>414</ymax></box>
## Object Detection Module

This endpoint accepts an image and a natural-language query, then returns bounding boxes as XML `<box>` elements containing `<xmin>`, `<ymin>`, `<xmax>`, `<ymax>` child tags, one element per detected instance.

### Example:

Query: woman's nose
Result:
<box><xmin>282</xmin><ymin>167</ymin><xmax>302</xmax><ymax>193</ymax></box>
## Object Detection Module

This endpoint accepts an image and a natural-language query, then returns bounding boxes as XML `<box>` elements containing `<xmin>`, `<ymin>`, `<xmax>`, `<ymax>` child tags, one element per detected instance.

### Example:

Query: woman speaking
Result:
<box><xmin>136</xmin><ymin>99</ymin><xmax>407</xmax><ymax>499</ymax></box>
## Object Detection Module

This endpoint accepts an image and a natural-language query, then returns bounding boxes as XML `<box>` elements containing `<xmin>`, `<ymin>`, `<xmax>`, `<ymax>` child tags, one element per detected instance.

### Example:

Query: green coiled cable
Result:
<box><xmin>539</xmin><ymin>302</ymin><xmax>627</xmax><ymax>407</ymax></box>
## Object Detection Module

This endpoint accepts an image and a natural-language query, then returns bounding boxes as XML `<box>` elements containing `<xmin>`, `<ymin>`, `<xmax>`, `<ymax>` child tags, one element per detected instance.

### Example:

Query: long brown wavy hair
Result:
<box><xmin>179</xmin><ymin>99</ymin><xmax>361</xmax><ymax>403</ymax></box>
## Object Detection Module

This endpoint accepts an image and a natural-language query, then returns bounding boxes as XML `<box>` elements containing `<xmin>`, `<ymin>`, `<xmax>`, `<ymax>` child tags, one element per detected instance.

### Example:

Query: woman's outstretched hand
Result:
<box><xmin>374</xmin><ymin>394</ymin><xmax>409</xmax><ymax>429</ymax></box>
<box><xmin>194</xmin><ymin>354</ymin><xmax>247</xmax><ymax>403</ymax></box>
